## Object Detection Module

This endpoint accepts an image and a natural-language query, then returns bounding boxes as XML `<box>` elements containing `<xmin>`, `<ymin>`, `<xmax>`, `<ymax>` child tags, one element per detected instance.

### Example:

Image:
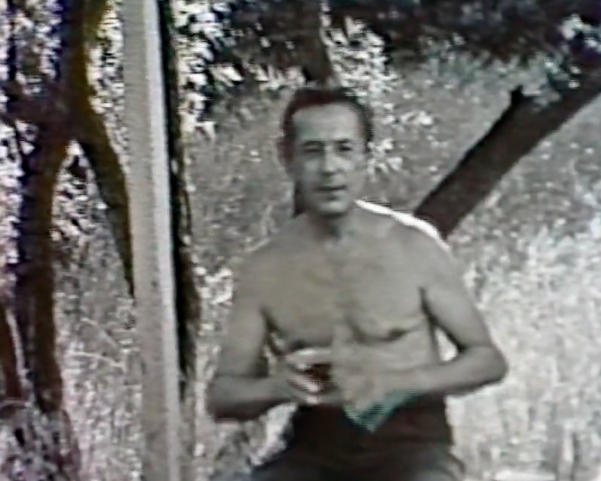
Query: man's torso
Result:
<box><xmin>251</xmin><ymin>201</ymin><xmax>453</xmax><ymax>447</ymax></box>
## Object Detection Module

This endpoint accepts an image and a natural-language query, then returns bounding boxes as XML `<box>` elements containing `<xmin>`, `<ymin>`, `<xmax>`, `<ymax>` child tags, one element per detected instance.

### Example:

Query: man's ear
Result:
<box><xmin>277</xmin><ymin>136</ymin><xmax>294</xmax><ymax>177</ymax></box>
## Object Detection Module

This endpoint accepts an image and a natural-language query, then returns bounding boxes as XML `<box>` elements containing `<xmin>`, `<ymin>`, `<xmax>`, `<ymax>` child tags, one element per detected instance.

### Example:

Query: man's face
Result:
<box><xmin>286</xmin><ymin>103</ymin><xmax>367</xmax><ymax>218</ymax></box>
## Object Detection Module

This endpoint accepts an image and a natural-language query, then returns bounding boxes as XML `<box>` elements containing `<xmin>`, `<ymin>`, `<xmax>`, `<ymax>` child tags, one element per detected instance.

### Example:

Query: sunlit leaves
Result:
<box><xmin>323</xmin><ymin>17</ymin><xmax>427</xmax><ymax>178</ymax></box>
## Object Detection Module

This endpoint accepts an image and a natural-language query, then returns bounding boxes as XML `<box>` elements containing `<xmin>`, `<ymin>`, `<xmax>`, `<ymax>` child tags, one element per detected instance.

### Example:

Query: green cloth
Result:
<box><xmin>343</xmin><ymin>391</ymin><xmax>416</xmax><ymax>432</ymax></box>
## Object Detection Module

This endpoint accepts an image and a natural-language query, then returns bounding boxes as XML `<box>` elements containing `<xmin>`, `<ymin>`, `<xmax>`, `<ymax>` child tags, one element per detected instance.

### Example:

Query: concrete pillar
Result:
<box><xmin>121</xmin><ymin>1</ymin><xmax>182</xmax><ymax>480</ymax></box>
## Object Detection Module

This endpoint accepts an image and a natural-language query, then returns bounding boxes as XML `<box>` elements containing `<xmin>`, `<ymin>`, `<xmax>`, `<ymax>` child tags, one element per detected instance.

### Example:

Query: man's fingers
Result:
<box><xmin>297</xmin><ymin>389</ymin><xmax>340</xmax><ymax>407</ymax></box>
<box><xmin>286</xmin><ymin>348</ymin><xmax>331</xmax><ymax>369</ymax></box>
<box><xmin>304</xmin><ymin>394</ymin><xmax>321</xmax><ymax>406</ymax></box>
<box><xmin>287</xmin><ymin>373</ymin><xmax>326</xmax><ymax>406</ymax></box>
<box><xmin>286</xmin><ymin>347</ymin><xmax>331</xmax><ymax>365</ymax></box>
<box><xmin>288</xmin><ymin>371</ymin><xmax>322</xmax><ymax>395</ymax></box>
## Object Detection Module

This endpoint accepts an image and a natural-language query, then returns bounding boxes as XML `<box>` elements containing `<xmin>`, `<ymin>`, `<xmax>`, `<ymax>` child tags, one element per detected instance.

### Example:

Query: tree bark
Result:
<box><xmin>1</xmin><ymin>1</ymin><xmax>134</xmax><ymax>295</ymax></box>
<box><xmin>11</xmin><ymin>117</ymin><xmax>77</xmax><ymax>481</ymax></box>
<box><xmin>294</xmin><ymin>2</ymin><xmax>335</xmax><ymax>83</ymax></box>
<box><xmin>13</xmin><ymin>125</ymin><xmax>69</xmax><ymax>414</ymax></box>
<box><xmin>63</xmin><ymin>0</ymin><xmax>135</xmax><ymax>295</ymax></box>
<box><xmin>0</xmin><ymin>297</ymin><xmax>22</xmax><ymax>419</ymax></box>
<box><xmin>0</xmin><ymin>0</ymin><xmax>94</xmax><ymax>478</ymax></box>
<box><xmin>414</xmin><ymin>69</ymin><xmax>601</xmax><ymax>238</ymax></box>
<box><xmin>70</xmin><ymin>90</ymin><xmax>134</xmax><ymax>295</ymax></box>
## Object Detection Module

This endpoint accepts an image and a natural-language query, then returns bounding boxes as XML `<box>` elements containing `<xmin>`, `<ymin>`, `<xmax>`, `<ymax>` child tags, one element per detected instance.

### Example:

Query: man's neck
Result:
<box><xmin>305</xmin><ymin>206</ymin><xmax>360</xmax><ymax>244</ymax></box>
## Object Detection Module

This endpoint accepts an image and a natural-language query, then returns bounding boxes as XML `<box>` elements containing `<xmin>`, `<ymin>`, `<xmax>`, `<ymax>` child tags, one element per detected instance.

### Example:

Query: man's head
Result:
<box><xmin>279</xmin><ymin>87</ymin><xmax>373</xmax><ymax>218</ymax></box>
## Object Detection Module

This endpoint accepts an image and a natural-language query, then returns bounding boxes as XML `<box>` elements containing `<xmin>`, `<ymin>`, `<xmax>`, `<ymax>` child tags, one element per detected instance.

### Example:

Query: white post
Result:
<box><xmin>121</xmin><ymin>1</ymin><xmax>182</xmax><ymax>481</ymax></box>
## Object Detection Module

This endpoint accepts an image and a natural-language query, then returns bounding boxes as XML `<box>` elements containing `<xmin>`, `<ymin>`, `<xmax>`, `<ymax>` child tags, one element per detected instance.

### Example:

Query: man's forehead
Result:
<box><xmin>292</xmin><ymin>103</ymin><xmax>362</xmax><ymax>142</ymax></box>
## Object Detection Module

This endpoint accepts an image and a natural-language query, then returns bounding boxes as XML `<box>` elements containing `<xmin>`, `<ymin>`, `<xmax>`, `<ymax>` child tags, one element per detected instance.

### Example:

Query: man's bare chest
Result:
<box><xmin>262</xmin><ymin>244</ymin><xmax>425</xmax><ymax>349</ymax></box>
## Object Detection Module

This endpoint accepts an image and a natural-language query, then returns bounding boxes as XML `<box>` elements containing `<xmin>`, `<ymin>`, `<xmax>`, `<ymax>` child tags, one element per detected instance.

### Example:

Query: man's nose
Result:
<box><xmin>321</xmin><ymin>150</ymin><xmax>340</xmax><ymax>173</ymax></box>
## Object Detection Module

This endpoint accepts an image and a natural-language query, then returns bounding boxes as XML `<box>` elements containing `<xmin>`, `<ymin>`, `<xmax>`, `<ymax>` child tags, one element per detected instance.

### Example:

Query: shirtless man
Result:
<box><xmin>206</xmin><ymin>86</ymin><xmax>508</xmax><ymax>481</ymax></box>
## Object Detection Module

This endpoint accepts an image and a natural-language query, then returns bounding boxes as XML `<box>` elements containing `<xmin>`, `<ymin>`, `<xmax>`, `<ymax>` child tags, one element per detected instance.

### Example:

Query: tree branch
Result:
<box><xmin>72</xmin><ymin>107</ymin><xmax>133</xmax><ymax>295</ymax></box>
<box><xmin>0</xmin><ymin>78</ymin><xmax>61</xmax><ymax>125</ymax></box>
<box><xmin>65</xmin><ymin>0</ymin><xmax>134</xmax><ymax>295</ymax></box>
<box><xmin>414</xmin><ymin>69</ymin><xmax>601</xmax><ymax>238</ymax></box>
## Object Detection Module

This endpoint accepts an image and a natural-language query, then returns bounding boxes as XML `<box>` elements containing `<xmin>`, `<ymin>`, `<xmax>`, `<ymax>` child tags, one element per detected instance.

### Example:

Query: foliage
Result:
<box><xmin>327</xmin><ymin>0</ymin><xmax>601</xmax><ymax>62</ymax></box>
<box><xmin>174</xmin><ymin>0</ymin><xmax>601</xmax><ymax>120</ymax></box>
<box><xmin>451</xmin><ymin>219</ymin><xmax>601</xmax><ymax>481</ymax></box>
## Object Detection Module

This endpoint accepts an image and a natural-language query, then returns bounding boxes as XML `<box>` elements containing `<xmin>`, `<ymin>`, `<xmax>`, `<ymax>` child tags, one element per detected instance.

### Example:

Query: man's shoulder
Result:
<box><xmin>239</xmin><ymin>227</ymin><xmax>296</xmax><ymax>276</ymax></box>
<box><xmin>240</xmin><ymin>239</ymin><xmax>277</xmax><ymax>273</ymax></box>
<box><xmin>356</xmin><ymin>200</ymin><xmax>443</xmax><ymax>244</ymax></box>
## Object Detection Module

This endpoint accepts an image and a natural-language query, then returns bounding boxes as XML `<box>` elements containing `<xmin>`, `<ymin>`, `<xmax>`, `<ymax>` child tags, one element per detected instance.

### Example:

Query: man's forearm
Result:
<box><xmin>389</xmin><ymin>345</ymin><xmax>508</xmax><ymax>397</ymax></box>
<box><xmin>206</xmin><ymin>375</ymin><xmax>288</xmax><ymax>422</ymax></box>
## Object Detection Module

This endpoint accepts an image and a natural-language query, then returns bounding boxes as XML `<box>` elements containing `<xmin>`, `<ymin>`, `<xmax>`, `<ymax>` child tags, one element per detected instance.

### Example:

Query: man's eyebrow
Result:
<box><xmin>300</xmin><ymin>138</ymin><xmax>355</xmax><ymax>147</ymax></box>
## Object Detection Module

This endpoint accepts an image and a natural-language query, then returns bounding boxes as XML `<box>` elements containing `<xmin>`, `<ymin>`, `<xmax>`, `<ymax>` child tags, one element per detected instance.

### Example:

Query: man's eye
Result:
<box><xmin>304</xmin><ymin>147</ymin><xmax>322</xmax><ymax>154</ymax></box>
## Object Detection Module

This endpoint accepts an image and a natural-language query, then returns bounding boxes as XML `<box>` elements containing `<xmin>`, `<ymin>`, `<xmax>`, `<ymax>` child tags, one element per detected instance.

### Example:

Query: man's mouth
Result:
<box><xmin>319</xmin><ymin>185</ymin><xmax>346</xmax><ymax>193</ymax></box>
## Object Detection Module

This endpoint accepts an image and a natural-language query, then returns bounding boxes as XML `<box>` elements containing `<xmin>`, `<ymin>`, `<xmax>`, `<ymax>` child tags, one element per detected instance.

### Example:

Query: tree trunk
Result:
<box><xmin>294</xmin><ymin>2</ymin><xmax>335</xmax><ymax>83</ymax></box>
<box><xmin>0</xmin><ymin>297</ymin><xmax>22</xmax><ymax>420</ymax></box>
<box><xmin>0</xmin><ymin>0</ymin><xmax>95</xmax><ymax>478</ymax></box>
<box><xmin>62</xmin><ymin>0</ymin><xmax>135</xmax><ymax>295</ymax></box>
<box><xmin>13</xmin><ymin>124</ymin><xmax>66</xmax><ymax>412</ymax></box>
<box><xmin>414</xmin><ymin>69</ymin><xmax>601</xmax><ymax>238</ymax></box>
<box><xmin>10</xmin><ymin>119</ymin><xmax>81</xmax><ymax>481</ymax></box>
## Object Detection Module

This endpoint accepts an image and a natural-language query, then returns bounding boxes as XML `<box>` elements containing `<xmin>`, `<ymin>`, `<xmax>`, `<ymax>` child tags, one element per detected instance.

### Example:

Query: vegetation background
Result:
<box><xmin>1</xmin><ymin>1</ymin><xmax>601</xmax><ymax>481</ymax></box>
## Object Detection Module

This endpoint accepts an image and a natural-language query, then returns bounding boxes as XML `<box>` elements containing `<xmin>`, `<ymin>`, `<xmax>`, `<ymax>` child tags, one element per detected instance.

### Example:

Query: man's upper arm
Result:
<box><xmin>213</xmin><ymin>258</ymin><xmax>268</xmax><ymax>378</ymax></box>
<box><xmin>413</xmin><ymin>228</ymin><xmax>495</xmax><ymax>351</ymax></box>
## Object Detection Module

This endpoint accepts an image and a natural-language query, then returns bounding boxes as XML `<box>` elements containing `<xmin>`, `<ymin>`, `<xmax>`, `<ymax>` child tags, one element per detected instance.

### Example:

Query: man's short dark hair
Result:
<box><xmin>280</xmin><ymin>85</ymin><xmax>374</xmax><ymax>159</ymax></box>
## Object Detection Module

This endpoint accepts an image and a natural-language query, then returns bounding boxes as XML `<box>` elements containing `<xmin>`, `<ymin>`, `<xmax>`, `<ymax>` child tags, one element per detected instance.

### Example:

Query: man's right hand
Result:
<box><xmin>273</xmin><ymin>347</ymin><xmax>342</xmax><ymax>406</ymax></box>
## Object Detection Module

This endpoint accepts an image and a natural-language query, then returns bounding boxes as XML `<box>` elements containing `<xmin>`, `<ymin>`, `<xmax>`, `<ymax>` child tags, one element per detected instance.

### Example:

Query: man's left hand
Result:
<box><xmin>330</xmin><ymin>324</ymin><xmax>419</xmax><ymax>430</ymax></box>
